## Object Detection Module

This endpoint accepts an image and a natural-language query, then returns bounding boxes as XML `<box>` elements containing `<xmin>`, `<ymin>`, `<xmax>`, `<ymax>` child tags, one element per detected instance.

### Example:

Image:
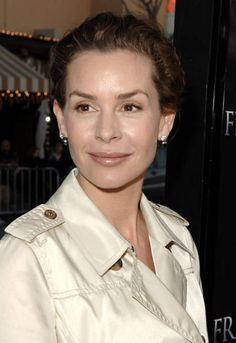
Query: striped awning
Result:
<box><xmin>0</xmin><ymin>44</ymin><xmax>49</xmax><ymax>92</ymax></box>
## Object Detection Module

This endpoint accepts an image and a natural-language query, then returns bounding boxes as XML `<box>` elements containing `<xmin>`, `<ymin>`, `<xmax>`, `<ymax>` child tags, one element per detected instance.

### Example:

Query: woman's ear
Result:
<box><xmin>157</xmin><ymin>112</ymin><xmax>176</xmax><ymax>141</ymax></box>
<box><xmin>53</xmin><ymin>100</ymin><xmax>67</xmax><ymax>136</ymax></box>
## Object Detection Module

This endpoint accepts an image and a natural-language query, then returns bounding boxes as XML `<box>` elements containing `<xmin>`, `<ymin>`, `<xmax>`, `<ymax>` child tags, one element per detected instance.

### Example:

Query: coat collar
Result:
<box><xmin>48</xmin><ymin>169</ymin><xmax>193</xmax><ymax>276</ymax></box>
<box><xmin>140</xmin><ymin>199</ymin><xmax>194</xmax><ymax>259</ymax></box>
<box><xmin>47</xmin><ymin>169</ymin><xmax>129</xmax><ymax>276</ymax></box>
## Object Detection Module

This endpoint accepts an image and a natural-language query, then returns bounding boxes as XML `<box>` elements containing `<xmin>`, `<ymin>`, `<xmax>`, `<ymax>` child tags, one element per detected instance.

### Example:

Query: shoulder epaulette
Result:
<box><xmin>5</xmin><ymin>204</ymin><xmax>64</xmax><ymax>242</ymax></box>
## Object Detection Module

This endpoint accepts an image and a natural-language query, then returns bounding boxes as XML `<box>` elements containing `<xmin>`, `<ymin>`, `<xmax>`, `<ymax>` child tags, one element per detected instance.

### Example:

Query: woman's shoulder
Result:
<box><xmin>0</xmin><ymin>232</ymin><xmax>37</xmax><ymax>269</ymax></box>
<box><xmin>149</xmin><ymin>201</ymin><xmax>189</xmax><ymax>226</ymax></box>
<box><xmin>0</xmin><ymin>204</ymin><xmax>67</xmax><ymax>280</ymax></box>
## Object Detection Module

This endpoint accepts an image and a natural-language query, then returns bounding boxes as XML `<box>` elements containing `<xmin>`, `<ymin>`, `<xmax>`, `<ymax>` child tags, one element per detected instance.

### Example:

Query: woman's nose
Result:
<box><xmin>95</xmin><ymin>111</ymin><xmax>122</xmax><ymax>143</ymax></box>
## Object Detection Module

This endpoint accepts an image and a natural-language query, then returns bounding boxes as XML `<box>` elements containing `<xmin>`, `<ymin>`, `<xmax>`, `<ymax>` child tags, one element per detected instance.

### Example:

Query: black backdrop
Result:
<box><xmin>165</xmin><ymin>0</ymin><xmax>236</xmax><ymax>341</ymax></box>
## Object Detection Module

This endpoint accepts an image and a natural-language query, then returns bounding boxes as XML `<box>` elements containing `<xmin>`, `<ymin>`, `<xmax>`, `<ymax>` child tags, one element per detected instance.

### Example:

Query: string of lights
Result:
<box><xmin>0</xmin><ymin>89</ymin><xmax>50</xmax><ymax>103</ymax></box>
<box><xmin>0</xmin><ymin>28</ymin><xmax>59</xmax><ymax>42</ymax></box>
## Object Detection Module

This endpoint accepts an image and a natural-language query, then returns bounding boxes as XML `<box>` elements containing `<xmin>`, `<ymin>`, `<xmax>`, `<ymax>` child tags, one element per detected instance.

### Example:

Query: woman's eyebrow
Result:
<box><xmin>117</xmin><ymin>90</ymin><xmax>149</xmax><ymax>99</ymax></box>
<box><xmin>69</xmin><ymin>90</ymin><xmax>97</xmax><ymax>100</ymax></box>
<box><xmin>68</xmin><ymin>89</ymin><xmax>149</xmax><ymax>100</ymax></box>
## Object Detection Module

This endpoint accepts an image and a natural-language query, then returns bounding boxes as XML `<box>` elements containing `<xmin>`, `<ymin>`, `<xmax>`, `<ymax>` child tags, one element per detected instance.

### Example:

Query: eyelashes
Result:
<box><xmin>74</xmin><ymin>103</ymin><xmax>143</xmax><ymax>113</ymax></box>
<box><xmin>122</xmin><ymin>103</ymin><xmax>142</xmax><ymax>112</ymax></box>
<box><xmin>75</xmin><ymin>104</ymin><xmax>96</xmax><ymax>112</ymax></box>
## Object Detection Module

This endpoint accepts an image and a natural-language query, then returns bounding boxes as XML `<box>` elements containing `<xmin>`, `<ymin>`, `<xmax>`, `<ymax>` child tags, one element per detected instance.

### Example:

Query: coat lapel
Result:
<box><xmin>131</xmin><ymin>255</ymin><xmax>204</xmax><ymax>343</ymax></box>
<box><xmin>150</xmin><ymin>238</ymin><xmax>187</xmax><ymax>307</ymax></box>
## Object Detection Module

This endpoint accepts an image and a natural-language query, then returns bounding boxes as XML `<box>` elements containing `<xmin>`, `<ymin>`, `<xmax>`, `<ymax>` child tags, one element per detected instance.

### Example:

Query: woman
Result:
<box><xmin>0</xmin><ymin>12</ymin><xmax>208</xmax><ymax>343</ymax></box>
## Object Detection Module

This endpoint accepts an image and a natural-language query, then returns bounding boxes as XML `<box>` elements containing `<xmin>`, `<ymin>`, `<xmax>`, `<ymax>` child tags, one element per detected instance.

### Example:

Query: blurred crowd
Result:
<box><xmin>0</xmin><ymin>138</ymin><xmax>74</xmax><ymax>179</ymax></box>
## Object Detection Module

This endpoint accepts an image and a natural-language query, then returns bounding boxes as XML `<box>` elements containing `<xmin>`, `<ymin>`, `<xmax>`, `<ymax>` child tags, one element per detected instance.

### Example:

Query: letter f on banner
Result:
<box><xmin>214</xmin><ymin>317</ymin><xmax>236</xmax><ymax>342</ymax></box>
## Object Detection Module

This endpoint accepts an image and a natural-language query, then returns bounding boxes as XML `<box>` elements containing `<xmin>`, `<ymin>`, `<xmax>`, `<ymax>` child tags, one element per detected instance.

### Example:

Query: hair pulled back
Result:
<box><xmin>49</xmin><ymin>12</ymin><xmax>185</xmax><ymax>111</ymax></box>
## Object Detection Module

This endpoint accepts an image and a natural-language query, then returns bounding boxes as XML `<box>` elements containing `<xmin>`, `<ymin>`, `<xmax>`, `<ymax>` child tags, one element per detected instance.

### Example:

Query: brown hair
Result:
<box><xmin>49</xmin><ymin>12</ymin><xmax>185</xmax><ymax>112</ymax></box>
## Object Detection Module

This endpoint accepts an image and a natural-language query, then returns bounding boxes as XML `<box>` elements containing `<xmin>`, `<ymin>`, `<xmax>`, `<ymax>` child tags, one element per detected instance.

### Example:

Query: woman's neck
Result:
<box><xmin>77</xmin><ymin>174</ymin><xmax>144</xmax><ymax>243</ymax></box>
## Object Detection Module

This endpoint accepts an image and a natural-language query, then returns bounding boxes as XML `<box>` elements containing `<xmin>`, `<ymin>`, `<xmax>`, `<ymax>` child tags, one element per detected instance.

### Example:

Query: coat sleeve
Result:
<box><xmin>0</xmin><ymin>234</ymin><xmax>57</xmax><ymax>343</ymax></box>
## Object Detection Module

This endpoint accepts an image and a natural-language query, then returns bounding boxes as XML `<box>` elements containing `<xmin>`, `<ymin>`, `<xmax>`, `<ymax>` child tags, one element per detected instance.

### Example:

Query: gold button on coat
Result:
<box><xmin>111</xmin><ymin>259</ymin><xmax>123</xmax><ymax>271</ymax></box>
<box><xmin>44</xmin><ymin>209</ymin><xmax>57</xmax><ymax>220</ymax></box>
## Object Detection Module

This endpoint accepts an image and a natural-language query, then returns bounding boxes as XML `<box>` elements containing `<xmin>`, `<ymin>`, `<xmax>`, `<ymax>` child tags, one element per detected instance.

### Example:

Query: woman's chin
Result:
<box><xmin>77</xmin><ymin>172</ymin><xmax>145</xmax><ymax>193</ymax></box>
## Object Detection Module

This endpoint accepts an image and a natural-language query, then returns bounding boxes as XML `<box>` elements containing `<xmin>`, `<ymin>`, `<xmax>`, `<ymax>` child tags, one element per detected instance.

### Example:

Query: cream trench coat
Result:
<box><xmin>0</xmin><ymin>169</ymin><xmax>208</xmax><ymax>343</ymax></box>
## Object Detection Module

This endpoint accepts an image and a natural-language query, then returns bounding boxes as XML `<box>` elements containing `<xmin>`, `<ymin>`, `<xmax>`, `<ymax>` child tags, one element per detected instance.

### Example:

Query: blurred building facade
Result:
<box><xmin>0</xmin><ymin>0</ymin><xmax>169</xmax><ymax>38</ymax></box>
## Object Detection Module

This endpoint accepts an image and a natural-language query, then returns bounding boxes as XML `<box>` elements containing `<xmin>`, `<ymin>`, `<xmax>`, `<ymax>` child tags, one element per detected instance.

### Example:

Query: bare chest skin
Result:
<box><xmin>129</xmin><ymin>214</ymin><xmax>156</xmax><ymax>274</ymax></box>
<box><xmin>133</xmin><ymin>236</ymin><xmax>156</xmax><ymax>273</ymax></box>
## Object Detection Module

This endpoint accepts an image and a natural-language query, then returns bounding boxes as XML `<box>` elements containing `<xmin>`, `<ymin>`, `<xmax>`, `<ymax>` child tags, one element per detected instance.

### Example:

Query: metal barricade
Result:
<box><xmin>0</xmin><ymin>167</ymin><xmax>60</xmax><ymax>215</ymax></box>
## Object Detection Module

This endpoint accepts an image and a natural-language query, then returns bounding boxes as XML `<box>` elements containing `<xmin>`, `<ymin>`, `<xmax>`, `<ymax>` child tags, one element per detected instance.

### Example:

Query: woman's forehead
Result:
<box><xmin>66</xmin><ymin>50</ymin><xmax>156</xmax><ymax>94</ymax></box>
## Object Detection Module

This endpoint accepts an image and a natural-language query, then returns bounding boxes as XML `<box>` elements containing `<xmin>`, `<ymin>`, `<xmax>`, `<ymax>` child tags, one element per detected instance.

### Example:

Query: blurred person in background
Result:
<box><xmin>22</xmin><ymin>146</ymin><xmax>44</xmax><ymax>168</ymax></box>
<box><xmin>0</xmin><ymin>138</ymin><xmax>18</xmax><ymax>167</ymax></box>
<box><xmin>48</xmin><ymin>141</ymin><xmax>73</xmax><ymax>180</ymax></box>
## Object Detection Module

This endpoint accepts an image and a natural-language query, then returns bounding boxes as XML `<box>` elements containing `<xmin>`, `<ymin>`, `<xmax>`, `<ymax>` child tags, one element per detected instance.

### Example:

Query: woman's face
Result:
<box><xmin>54</xmin><ymin>50</ymin><xmax>175</xmax><ymax>191</ymax></box>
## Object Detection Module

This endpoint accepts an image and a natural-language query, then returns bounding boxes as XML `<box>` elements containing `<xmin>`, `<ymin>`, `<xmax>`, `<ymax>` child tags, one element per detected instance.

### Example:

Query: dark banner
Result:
<box><xmin>211</xmin><ymin>1</ymin><xmax>236</xmax><ymax>342</ymax></box>
<box><xmin>166</xmin><ymin>0</ymin><xmax>236</xmax><ymax>341</ymax></box>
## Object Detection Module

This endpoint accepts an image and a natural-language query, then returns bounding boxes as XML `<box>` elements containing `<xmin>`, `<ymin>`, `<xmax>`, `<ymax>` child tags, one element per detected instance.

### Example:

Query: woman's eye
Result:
<box><xmin>76</xmin><ymin>104</ymin><xmax>95</xmax><ymax>112</ymax></box>
<box><xmin>123</xmin><ymin>104</ymin><xmax>141</xmax><ymax>112</ymax></box>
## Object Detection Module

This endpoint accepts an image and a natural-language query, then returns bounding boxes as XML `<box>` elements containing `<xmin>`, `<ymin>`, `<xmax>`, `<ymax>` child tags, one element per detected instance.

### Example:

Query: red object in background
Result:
<box><xmin>167</xmin><ymin>0</ymin><xmax>175</xmax><ymax>13</ymax></box>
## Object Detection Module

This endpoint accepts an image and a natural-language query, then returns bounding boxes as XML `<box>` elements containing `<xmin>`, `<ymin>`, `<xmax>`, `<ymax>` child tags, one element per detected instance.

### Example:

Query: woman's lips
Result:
<box><xmin>88</xmin><ymin>152</ymin><xmax>131</xmax><ymax>167</ymax></box>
